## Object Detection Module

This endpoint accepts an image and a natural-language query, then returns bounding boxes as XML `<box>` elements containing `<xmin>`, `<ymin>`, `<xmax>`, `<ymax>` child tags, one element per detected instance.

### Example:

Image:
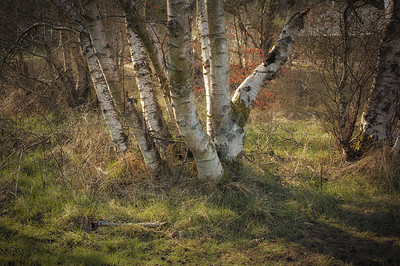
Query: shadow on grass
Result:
<box><xmin>0</xmin><ymin>222</ymin><xmax>112</xmax><ymax>265</ymax></box>
<box><xmin>180</xmin><ymin>169</ymin><xmax>400</xmax><ymax>265</ymax></box>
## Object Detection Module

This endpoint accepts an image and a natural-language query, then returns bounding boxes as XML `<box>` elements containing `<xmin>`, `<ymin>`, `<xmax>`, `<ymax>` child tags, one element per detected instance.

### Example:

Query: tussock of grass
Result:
<box><xmin>1</xmin><ymin>109</ymin><xmax>400</xmax><ymax>265</ymax></box>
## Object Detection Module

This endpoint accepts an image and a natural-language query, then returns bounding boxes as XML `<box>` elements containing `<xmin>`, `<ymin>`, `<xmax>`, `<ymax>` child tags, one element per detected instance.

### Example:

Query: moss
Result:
<box><xmin>348</xmin><ymin>133</ymin><xmax>375</xmax><ymax>160</ymax></box>
<box><xmin>232</xmin><ymin>99</ymin><xmax>250</xmax><ymax>128</ymax></box>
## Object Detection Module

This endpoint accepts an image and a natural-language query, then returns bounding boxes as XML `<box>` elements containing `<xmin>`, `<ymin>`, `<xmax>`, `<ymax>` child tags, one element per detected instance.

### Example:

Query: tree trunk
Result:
<box><xmin>360</xmin><ymin>0</ymin><xmax>400</xmax><ymax>145</ymax></box>
<box><xmin>44</xmin><ymin>27</ymin><xmax>77</xmax><ymax>107</ymax></box>
<box><xmin>167</xmin><ymin>0</ymin><xmax>224</xmax><ymax>180</ymax></box>
<box><xmin>84</xmin><ymin>1</ymin><xmax>125</xmax><ymax>111</ymax></box>
<box><xmin>205</xmin><ymin>0</ymin><xmax>233</xmax><ymax>155</ymax></box>
<box><xmin>118</xmin><ymin>0</ymin><xmax>179</xmax><ymax>135</ymax></box>
<box><xmin>79</xmin><ymin>31</ymin><xmax>129</xmax><ymax>156</ymax></box>
<box><xmin>70</xmin><ymin>34</ymin><xmax>91</xmax><ymax>104</ymax></box>
<box><xmin>211</xmin><ymin>3</ymin><xmax>309</xmax><ymax>161</ymax></box>
<box><xmin>127</xmin><ymin>27</ymin><xmax>171</xmax><ymax>141</ymax></box>
<box><xmin>61</xmin><ymin>30</ymin><xmax>79</xmax><ymax>106</ymax></box>
<box><xmin>52</xmin><ymin>0</ymin><xmax>129</xmax><ymax>155</ymax></box>
<box><xmin>197</xmin><ymin>0</ymin><xmax>213</xmax><ymax>138</ymax></box>
<box><xmin>123</xmin><ymin>101</ymin><xmax>163</xmax><ymax>176</ymax></box>
<box><xmin>52</xmin><ymin>0</ymin><xmax>165</xmax><ymax>171</ymax></box>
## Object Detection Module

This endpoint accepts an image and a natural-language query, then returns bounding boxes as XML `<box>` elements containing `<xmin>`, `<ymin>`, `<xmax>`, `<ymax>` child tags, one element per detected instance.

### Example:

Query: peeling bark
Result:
<box><xmin>205</xmin><ymin>0</ymin><xmax>232</xmax><ymax>149</ymax></box>
<box><xmin>118</xmin><ymin>0</ymin><xmax>178</xmax><ymax>135</ymax></box>
<box><xmin>222</xmin><ymin>4</ymin><xmax>310</xmax><ymax>160</ymax></box>
<box><xmin>360</xmin><ymin>0</ymin><xmax>400</xmax><ymax>144</ymax></box>
<box><xmin>127</xmin><ymin>27</ymin><xmax>171</xmax><ymax>141</ymax></box>
<box><xmin>167</xmin><ymin>0</ymin><xmax>224</xmax><ymax>180</ymax></box>
<box><xmin>84</xmin><ymin>1</ymin><xmax>125</xmax><ymax>111</ymax></box>
<box><xmin>197</xmin><ymin>0</ymin><xmax>213</xmax><ymax>138</ymax></box>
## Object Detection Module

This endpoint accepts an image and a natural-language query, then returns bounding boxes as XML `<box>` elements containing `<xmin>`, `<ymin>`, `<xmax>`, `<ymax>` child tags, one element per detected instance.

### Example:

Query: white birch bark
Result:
<box><xmin>80</xmin><ymin>32</ymin><xmax>129</xmax><ymax>156</ymax></box>
<box><xmin>146</xmin><ymin>23</ymin><xmax>180</xmax><ymax>137</ymax></box>
<box><xmin>360</xmin><ymin>0</ymin><xmax>400</xmax><ymax>142</ymax></box>
<box><xmin>52</xmin><ymin>0</ymin><xmax>129</xmax><ymax>155</ymax></box>
<box><xmin>127</xmin><ymin>27</ymin><xmax>170</xmax><ymax>140</ymax></box>
<box><xmin>123</xmin><ymin>101</ymin><xmax>163</xmax><ymax>175</ymax></box>
<box><xmin>219</xmin><ymin>4</ymin><xmax>309</xmax><ymax>160</ymax></box>
<box><xmin>205</xmin><ymin>0</ymin><xmax>232</xmax><ymax>149</ymax></box>
<box><xmin>197</xmin><ymin>0</ymin><xmax>213</xmax><ymax>138</ymax></box>
<box><xmin>167</xmin><ymin>0</ymin><xmax>224</xmax><ymax>180</ymax></box>
<box><xmin>118</xmin><ymin>0</ymin><xmax>179</xmax><ymax>136</ymax></box>
<box><xmin>53</xmin><ymin>0</ymin><xmax>166</xmax><ymax>170</ymax></box>
<box><xmin>84</xmin><ymin>1</ymin><xmax>125</xmax><ymax>111</ymax></box>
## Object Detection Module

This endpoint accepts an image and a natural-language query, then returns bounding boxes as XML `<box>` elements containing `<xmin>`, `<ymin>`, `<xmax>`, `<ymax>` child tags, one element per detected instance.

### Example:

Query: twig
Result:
<box><xmin>15</xmin><ymin>148</ymin><xmax>25</xmax><ymax>196</ymax></box>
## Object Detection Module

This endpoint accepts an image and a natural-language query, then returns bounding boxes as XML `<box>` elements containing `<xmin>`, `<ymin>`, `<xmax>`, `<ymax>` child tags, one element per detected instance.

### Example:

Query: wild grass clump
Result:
<box><xmin>1</xmin><ymin>106</ymin><xmax>400</xmax><ymax>265</ymax></box>
<box><xmin>338</xmin><ymin>144</ymin><xmax>400</xmax><ymax>192</ymax></box>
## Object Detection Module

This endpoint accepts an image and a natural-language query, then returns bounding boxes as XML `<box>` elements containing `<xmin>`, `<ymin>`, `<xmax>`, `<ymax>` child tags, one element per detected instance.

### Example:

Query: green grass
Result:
<box><xmin>1</xmin><ymin>111</ymin><xmax>400</xmax><ymax>265</ymax></box>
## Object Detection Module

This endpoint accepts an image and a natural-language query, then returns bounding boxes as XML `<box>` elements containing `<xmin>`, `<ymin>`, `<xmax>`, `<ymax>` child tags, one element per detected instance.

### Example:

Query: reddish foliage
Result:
<box><xmin>229</xmin><ymin>47</ymin><xmax>275</xmax><ymax>110</ymax></box>
<box><xmin>192</xmin><ymin>43</ymin><xmax>275</xmax><ymax>110</ymax></box>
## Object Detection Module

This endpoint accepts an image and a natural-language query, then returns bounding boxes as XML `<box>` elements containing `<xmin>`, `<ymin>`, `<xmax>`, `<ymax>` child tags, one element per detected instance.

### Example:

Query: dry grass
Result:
<box><xmin>337</xmin><ymin>144</ymin><xmax>400</xmax><ymax>191</ymax></box>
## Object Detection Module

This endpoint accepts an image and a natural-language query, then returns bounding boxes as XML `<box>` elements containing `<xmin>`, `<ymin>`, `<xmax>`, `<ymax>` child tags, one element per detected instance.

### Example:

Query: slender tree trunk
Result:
<box><xmin>167</xmin><ymin>0</ymin><xmax>224</xmax><ymax>180</ymax></box>
<box><xmin>52</xmin><ymin>0</ymin><xmax>164</xmax><ymax>171</ymax></box>
<box><xmin>51</xmin><ymin>0</ymin><xmax>129</xmax><ymax>154</ymax></box>
<box><xmin>197</xmin><ymin>0</ymin><xmax>213</xmax><ymax>138</ymax></box>
<box><xmin>118</xmin><ymin>0</ymin><xmax>178</xmax><ymax>135</ymax></box>
<box><xmin>79</xmin><ymin>31</ymin><xmax>129</xmax><ymax>155</ymax></box>
<box><xmin>360</xmin><ymin>0</ymin><xmax>400</xmax><ymax>144</ymax></box>
<box><xmin>84</xmin><ymin>1</ymin><xmax>125</xmax><ymax>111</ymax></box>
<box><xmin>226</xmin><ymin>5</ymin><xmax>309</xmax><ymax>159</ymax></box>
<box><xmin>127</xmin><ymin>27</ymin><xmax>171</xmax><ymax>141</ymax></box>
<box><xmin>61</xmin><ymin>30</ymin><xmax>79</xmax><ymax>106</ymax></box>
<box><xmin>123</xmin><ymin>101</ymin><xmax>163</xmax><ymax>175</ymax></box>
<box><xmin>70</xmin><ymin>34</ymin><xmax>91</xmax><ymax>104</ymax></box>
<box><xmin>44</xmin><ymin>27</ymin><xmax>76</xmax><ymax>107</ymax></box>
<box><xmin>205</xmin><ymin>0</ymin><xmax>233</xmax><ymax>157</ymax></box>
<box><xmin>338</xmin><ymin>4</ymin><xmax>351</xmax><ymax>156</ymax></box>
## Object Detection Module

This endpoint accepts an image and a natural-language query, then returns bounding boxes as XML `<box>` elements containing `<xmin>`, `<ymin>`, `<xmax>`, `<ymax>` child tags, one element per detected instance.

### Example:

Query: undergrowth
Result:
<box><xmin>1</xmin><ymin>108</ymin><xmax>400</xmax><ymax>265</ymax></box>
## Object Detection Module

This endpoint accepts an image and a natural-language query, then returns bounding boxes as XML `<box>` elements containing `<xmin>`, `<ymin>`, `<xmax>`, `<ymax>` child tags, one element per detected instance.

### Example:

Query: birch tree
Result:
<box><xmin>197</xmin><ymin>0</ymin><xmax>213</xmax><ymax>138</ymax></box>
<box><xmin>83</xmin><ymin>1</ymin><xmax>170</xmax><ymax>143</ymax></box>
<box><xmin>167</xmin><ymin>0</ymin><xmax>224</xmax><ymax>179</ymax></box>
<box><xmin>214</xmin><ymin>0</ymin><xmax>309</xmax><ymax>161</ymax></box>
<box><xmin>117</xmin><ymin>0</ymin><xmax>178</xmax><ymax>134</ymax></box>
<box><xmin>50</xmin><ymin>0</ymin><xmax>309</xmax><ymax>179</ymax></box>
<box><xmin>127</xmin><ymin>26</ymin><xmax>171</xmax><ymax>142</ymax></box>
<box><xmin>359</xmin><ymin>0</ymin><xmax>400</xmax><ymax>151</ymax></box>
<box><xmin>45</xmin><ymin>0</ymin><xmax>161</xmax><ymax>173</ymax></box>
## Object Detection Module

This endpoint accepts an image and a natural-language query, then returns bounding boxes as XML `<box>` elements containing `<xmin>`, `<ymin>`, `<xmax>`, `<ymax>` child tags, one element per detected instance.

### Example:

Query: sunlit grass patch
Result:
<box><xmin>1</xmin><ymin>109</ymin><xmax>400</xmax><ymax>265</ymax></box>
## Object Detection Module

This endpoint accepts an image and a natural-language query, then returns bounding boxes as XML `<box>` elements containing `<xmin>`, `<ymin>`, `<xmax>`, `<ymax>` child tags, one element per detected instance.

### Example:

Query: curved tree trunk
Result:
<box><xmin>123</xmin><ymin>100</ymin><xmax>163</xmax><ymax>175</ymax></box>
<box><xmin>199</xmin><ymin>2</ymin><xmax>308</xmax><ymax>161</ymax></box>
<box><xmin>79</xmin><ymin>31</ymin><xmax>129</xmax><ymax>156</ymax></box>
<box><xmin>167</xmin><ymin>0</ymin><xmax>224</xmax><ymax>180</ymax></box>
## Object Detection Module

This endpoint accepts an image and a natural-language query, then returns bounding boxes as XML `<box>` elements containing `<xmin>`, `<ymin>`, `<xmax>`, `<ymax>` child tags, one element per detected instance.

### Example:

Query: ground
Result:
<box><xmin>0</xmin><ymin>110</ymin><xmax>399</xmax><ymax>265</ymax></box>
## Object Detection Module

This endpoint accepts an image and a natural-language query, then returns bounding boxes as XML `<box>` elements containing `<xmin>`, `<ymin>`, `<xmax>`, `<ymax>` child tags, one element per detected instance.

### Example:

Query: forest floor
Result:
<box><xmin>1</xmin><ymin>109</ymin><xmax>400</xmax><ymax>265</ymax></box>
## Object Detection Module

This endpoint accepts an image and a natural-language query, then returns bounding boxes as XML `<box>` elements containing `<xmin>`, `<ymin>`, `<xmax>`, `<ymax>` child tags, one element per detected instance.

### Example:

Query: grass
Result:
<box><xmin>1</xmin><ymin>109</ymin><xmax>400</xmax><ymax>265</ymax></box>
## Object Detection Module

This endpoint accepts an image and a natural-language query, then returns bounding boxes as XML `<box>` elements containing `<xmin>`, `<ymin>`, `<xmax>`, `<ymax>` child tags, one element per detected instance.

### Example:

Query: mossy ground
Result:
<box><xmin>1</xmin><ymin>109</ymin><xmax>400</xmax><ymax>265</ymax></box>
